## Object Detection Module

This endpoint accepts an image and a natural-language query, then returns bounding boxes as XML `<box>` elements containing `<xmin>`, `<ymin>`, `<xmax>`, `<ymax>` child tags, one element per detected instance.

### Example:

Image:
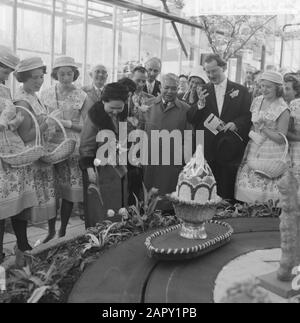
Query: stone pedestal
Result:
<box><xmin>257</xmin><ymin>271</ymin><xmax>300</xmax><ymax>299</ymax></box>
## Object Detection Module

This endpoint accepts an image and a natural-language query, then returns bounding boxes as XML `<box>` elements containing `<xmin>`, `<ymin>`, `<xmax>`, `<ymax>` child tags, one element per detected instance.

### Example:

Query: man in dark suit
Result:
<box><xmin>82</xmin><ymin>64</ymin><xmax>108</xmax><ymax>105</ymax></box>
<box><xmin>187</xmin><ymin>54</ymin><xmax>252</xmax><ymax>201</ymax></box>
<box><xmin>143</xmin><ymin>57</ymin><xmax>161</xmax><ymax>97</ymax></box>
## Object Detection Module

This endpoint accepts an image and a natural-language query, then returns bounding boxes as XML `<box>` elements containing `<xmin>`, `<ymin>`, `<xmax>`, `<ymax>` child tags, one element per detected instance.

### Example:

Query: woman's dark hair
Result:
<box><xmin>204</xmin><ymin>54</ymin><xmax>227</xmax><ymax>68</ymax></box>
<box><xmin>132</xmin><ymin>66</ymin><xmax>148</xmax><ymax>75</ymax></box>
<box><xmin>275</xmin><ymin>84</ymin><xmax>284</xmax><ymax>98</ymax></box>
<box><xmin>51</xmin><ymin>66</ymin><xmax>80</xmax><ymax>81</ymax></box>
<box><xmin>15</xmin><ymin>66</ymin><xmax>47</xmax><ymax>83</ymax></box>
<box><xmin>102</xmin><ymin>82</ymin><xmax>129</xmax><ymax>102</ymax></box>
<box><xmin>118</xmin><ymin>77</ymin><xmax>137</xmax><ymax>94</ymax></box>
<box><xmin>284</xmin><ymin>74</ymin><xmax>300</xmax><ymax>98</ymax></box>
<box><xmin>179</xmin><ymin>74</ymin><xmax>188</xmax><ymax>80</ymax></box>
<box><xmin>0</xmin><ymin>62</ymin><xmax>14</xmax><ymax>71</ymax></box>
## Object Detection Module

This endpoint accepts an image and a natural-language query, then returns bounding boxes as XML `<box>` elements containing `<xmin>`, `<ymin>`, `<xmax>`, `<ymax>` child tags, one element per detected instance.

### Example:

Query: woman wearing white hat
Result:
<box><xmin>0</xmin><ymin>45</ymin><xmax>22</xmax><ymax>131</ymax></box>
<box><xmin>41</xmin><ymin>56</ymin><xmax>93</xmax><ymax>239</ymax></box>
<box><xmin>0</xmin><ymin>50</ymin><xmax>38</xmax><ymax>265</ymax></box>
<box><xmin>179</xmin><ymin>66</ymin><xmax>208</xmax><ymax>105</ymax></box>
<box><xmin>286</xmin><ymin>75</ymin><xmax>300</xmax><ymax>193</ymax></box>
<box><xmin>14</xmin><ymin>57</ymin><xmax>57</xmax><ymax>247</ymax></box>
<box><xmin>235</xmin><ymin>71</ymin><xmax>290</xmax><ymax>203</ymax></box>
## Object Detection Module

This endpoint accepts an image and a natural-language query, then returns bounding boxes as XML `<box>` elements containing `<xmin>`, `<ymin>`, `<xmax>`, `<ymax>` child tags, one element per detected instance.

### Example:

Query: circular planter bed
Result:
<box><xmin>0</xmin><ymin>198</ymin><xmax>282</xmax><ymax>303</ymax></box>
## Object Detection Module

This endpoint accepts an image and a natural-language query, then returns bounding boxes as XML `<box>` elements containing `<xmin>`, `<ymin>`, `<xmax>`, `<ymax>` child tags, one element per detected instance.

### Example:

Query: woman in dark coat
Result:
<box><xmin>79</xmin><ymin>83</ymin><xmax>129</xmax><ymax>227</ymax></box>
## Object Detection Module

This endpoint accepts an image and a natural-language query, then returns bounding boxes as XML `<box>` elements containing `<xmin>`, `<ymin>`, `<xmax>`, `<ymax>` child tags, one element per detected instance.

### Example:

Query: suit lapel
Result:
<box><xmin>207</xmin><ymin>83</ymin><xmax>219</xmax><ymax>117</ymax></box>
<box><xmin>220</xmin><ymin>80</ymin><xmax>234</xmax><ymax>119</ymax></box>
<box><xmin>164</xmin><ymin>101</ymin><xmax>176</xmax><ymax>112</ymax></box>
<box><xmin>143</xmin><ymin>84</ymin><xmax>149</xmax><ymax>94</ymax></box>
<box><xmin>154</xmin><ymin>80</ymin><xmax>160</xmax><ymax>96</ymax></box>
<box><xmin>90</xmin><ymin>87</ymin><xmax>98</xmax><ymax>103</ymax></box>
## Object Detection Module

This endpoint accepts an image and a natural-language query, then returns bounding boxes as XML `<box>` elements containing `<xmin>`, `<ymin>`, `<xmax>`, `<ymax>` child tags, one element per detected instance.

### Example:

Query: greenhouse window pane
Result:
<box><xmin>54</xmin><ymin>0</ymin><xmax>85</xmax><ymax>84</ymax></box>
<box><xmin>162</xmin><ymin>22</ymin><xmax>180</xmax><ymax>75</ymax></box>
<box><xmin>140</xmin><ymin>14</ymin><xmax>161</xmax><ymax>64</ymax></box>
<box><xmin>85</xmin><ymin>1</ymin><xmax>114</xmax><ymax>84</ymax></box>
<box><xmin>0</xmin><ymin>2</ymin><xmax>13</xmax><ymax>47</ymax></box>
<box><xmin>116</xmin><ymin>7</ymin><xmax>140</xmax><ymax>79</ymax></box>
<box><xmin>17</xmin><ymin>1</ymin><xmax>52</xmax><ymax>53</ymax></box>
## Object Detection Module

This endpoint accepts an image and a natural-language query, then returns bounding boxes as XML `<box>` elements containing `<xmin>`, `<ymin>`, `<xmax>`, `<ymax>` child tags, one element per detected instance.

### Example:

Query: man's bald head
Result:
<box><xmin>145</xmin><ymin>57</ymin><xmax>162</xmax><ymax>83</ymax></box>
<box><xmin>161</xmin><ymin>73</ymin><xmax>179</xmax><ymax>102</ymax></box>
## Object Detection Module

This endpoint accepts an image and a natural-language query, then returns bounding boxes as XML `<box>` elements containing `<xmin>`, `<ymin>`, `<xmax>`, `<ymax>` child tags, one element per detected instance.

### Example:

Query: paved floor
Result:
<box><xmin>214</xmin><ymin>248</ymin><xmax>287</xmax><ymax>303</ymax></box>
<box><xmin>3</xmin><ymin>211</ymin><xmax>85</xmax><ymax>260</ymax></box>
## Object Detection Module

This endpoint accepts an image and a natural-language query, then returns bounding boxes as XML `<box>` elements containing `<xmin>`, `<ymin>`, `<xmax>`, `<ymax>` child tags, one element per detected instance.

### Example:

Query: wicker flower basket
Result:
<box><xmin>247</xmin><ymin>132</ymin><xmax>289</xmax><ymax>179</ymax></box>
<box><xmin>0</xmin><ymin>105</ymin><xmax>44</xmax><ymax>168</ymax></box>
<box><xmin>40</xmin><ymin>115</ymin><xmax>76</xmax><ymax>165</ymax></box>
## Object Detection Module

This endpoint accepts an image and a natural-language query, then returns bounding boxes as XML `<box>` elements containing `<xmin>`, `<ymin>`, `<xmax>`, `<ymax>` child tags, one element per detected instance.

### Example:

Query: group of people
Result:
<box><xmin>0</xmin><ymin>49</ymin><xmax>96</xmax><ymax>265</ymax></box>
<box><xmin>1</xmin><ymin>43</ymin><xmax>300</xmax><ymax>266</ymax></box>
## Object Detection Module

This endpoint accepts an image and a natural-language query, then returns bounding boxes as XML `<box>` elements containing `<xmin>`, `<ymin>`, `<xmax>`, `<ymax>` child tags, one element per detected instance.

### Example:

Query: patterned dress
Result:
<box><xmin>14</xmin><ymin>87</ymin><xmax>57</xmax><ymax>224</ymax></box>
<box><xmin>289</xmin><ymin>99</ymin><xmax>300</xmax><ymax>185</ymax></box>
<box><xmin>235</xmin><ymin>96</ymin><xmax>290</xmax><ymax>204</ymax></box>
<box><xmin>0</xmin><ymin>85</ymin><xmax>37</xmax><ymax>220</ymax></box>
<box><xmin>41</xmin><ymin>85</ymin><xmax>87</xmax><ymax>203</ymax></box>
<box><xmin>0</xmin><ymin>84</ymin><xmax>16</xmax><ymax>127</ymax></box>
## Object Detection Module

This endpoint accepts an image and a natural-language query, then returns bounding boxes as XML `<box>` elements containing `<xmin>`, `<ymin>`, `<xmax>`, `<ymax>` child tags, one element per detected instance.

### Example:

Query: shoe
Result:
<box><xmin>42</xmin><ymin>231</ymin><xmax>56</xmax><ymax>244</ymax></box>
<box><xmin>14</xmin><ymin>246</ymin><xmax>32</xmax><ymax>269</ymax></box>
<box><xmin>57</xmin><ymin>230</ymin><xmax>66</xmax><ymax>239</ymax></box>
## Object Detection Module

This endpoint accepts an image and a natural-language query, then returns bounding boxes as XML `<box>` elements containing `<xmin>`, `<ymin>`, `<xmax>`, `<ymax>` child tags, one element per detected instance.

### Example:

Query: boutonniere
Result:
<box><xmin>127</xmin><ymin>116</ymin><xmax>139</xmax><ymax>128</ymax></box>
<box><xmin>132</xmin><ymin>94</ymin><xmax>150</xmax><ymax>112</ymax></box>
<box><xmin>227</xmin><ymin>89</ymin><xmax>240</xmax><ymax>99</ymax></box>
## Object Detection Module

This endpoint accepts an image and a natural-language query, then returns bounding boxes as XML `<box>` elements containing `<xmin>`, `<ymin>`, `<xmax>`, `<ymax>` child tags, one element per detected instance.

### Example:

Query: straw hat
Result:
<box><xmin>0</xmin><ymin>45</ymin><xmax>20</xmax><ymax>70</ymax></box>
<box><xmin>53</xmin><ymin>56</ymin><xmax>77</xmax><ymax>69</ymax></box>
<box><xmin>15</xmin><ymin>57</ymin><xmax>45</xmax><ymax>73</ymax></box>
<box><xmin>189</xmin><ymin>66</ymin><xmax>209</xmax><ymax>83</ymax></box>
<box><xmin>260</xmin><ymin>71</ymin><xmax>283</xmax><ymax>85</ymax></box>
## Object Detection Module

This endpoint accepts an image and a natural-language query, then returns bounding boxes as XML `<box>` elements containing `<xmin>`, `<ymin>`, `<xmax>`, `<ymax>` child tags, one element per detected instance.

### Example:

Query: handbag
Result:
<box><xmin>247</xmin><ymin>132</ymin><xmax>289</xmax><ymax>179</ymax></box>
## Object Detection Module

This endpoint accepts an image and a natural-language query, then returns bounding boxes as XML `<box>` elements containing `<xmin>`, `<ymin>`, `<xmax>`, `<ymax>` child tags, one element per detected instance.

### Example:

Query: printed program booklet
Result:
<box><xmin>204</xmin><ymin>113</ymin><xmax>225</xmax><ymax>135</ymax></box>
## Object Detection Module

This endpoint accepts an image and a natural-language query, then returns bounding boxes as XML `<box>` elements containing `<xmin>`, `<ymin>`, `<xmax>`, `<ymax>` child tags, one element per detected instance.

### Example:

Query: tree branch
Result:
<box><xmin>201</xmin><ymin>17</ymin><xmax>218</xmax><ymax>54</ymax></box>
<box><xmin>230</xmin><ymin>15</ymin><xmax>276</xmax><ymax>58</ymax></box>
<box><xmin>223</xmin><ymin>20</ymin><xmax>238</xmax><ymax>59</ymax></box>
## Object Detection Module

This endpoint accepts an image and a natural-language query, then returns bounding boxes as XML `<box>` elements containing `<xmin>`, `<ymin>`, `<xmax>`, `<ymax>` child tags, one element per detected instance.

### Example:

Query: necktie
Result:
<box><xmin>148</xmin><ymin>82</ymin><xmax>154</xmax><ymax>94</ymax></box>
<box><xmin>163</xmin><ymin>101</ymin><xmax>168</xmax><ymax>111</ymax></box>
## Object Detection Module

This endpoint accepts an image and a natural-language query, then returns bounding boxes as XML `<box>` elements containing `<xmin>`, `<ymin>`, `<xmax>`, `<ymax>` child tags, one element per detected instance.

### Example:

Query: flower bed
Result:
<box><xmin>0</xmin><ymin>192</ymin><xmax>282</xmax><ymax>303</ymax></box>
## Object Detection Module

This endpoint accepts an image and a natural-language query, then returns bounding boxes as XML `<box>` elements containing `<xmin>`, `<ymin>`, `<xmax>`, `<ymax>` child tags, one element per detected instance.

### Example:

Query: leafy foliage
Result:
<box><xmin>0</xmin><ymin>186</ymin><xmax>178</xmax><ymax>303</ymax></box>
<box><xmin>215</xmin><ymin>199</ymin><xmax>281</xmax><ymax>219</ymax></box>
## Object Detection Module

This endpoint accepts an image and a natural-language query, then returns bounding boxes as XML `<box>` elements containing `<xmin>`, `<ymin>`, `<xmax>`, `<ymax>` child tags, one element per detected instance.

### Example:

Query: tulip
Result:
<box><xmin>107</xmin><ymin>209</ymin><xmax>115</xmax><ymax>218</ymax></box>
<box><xmin>94</xmin><ymin>158</ymin><xmax>101</xmax><ymax>167</ymax></box>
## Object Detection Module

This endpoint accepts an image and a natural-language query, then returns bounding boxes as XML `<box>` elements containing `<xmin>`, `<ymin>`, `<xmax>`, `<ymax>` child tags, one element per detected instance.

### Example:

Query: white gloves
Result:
<box><xmin>249</xmin><ymin>130</ymin><xmax>265</xmax><ymax>145</ymax></box>
<box><xmin>87</xmin><ymin>167</ymin><xmax>97</xmax><ymax>184</ymax></box>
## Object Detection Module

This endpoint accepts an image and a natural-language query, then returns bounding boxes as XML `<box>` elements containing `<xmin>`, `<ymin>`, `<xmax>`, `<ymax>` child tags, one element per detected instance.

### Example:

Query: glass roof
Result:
<box><xmin>125</xmin><ymin>0</ymin><xmax>300</xmax><ymax>16</ymax></box>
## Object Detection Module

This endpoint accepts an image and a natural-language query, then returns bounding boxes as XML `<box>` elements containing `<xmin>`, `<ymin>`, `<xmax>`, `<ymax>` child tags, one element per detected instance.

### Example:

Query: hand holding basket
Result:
<box><xmin>247</xmin><ymin>132</ymin><xmax>289</xmax><ymax>179</ymax></box>
<box><xmin>0</xmin><ymin>105</ymin><xmax>44</xmax><ymax>168</ymax></box>
<box><xmin>40</xmin><ymin>114</ymin><xmax>76</xmax><ymax>164</ymax></box>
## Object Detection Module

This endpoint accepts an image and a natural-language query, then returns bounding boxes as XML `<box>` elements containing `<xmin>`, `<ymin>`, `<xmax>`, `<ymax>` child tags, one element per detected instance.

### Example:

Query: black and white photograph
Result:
<box><xmin>0</xmin><ymin>0</ymin><xmax>300</xmax><ymax>306</ymax></box>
